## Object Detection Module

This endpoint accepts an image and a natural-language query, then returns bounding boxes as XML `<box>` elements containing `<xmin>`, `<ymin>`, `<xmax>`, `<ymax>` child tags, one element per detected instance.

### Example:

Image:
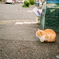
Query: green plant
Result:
<box><xmin>29</xmin><ymin>0</ymin><xmax>35</xmax><ymax>5</ymax></box>
<box><xmin>23</xmin><ymin>1</ymin><xmax>30</xmax><ymax>7</ymax></box>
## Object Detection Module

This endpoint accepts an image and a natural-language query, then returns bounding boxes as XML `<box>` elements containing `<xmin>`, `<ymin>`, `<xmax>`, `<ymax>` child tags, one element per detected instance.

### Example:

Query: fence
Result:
<box><xmin>40</xmin><ymin>0</ymin><xmax>59</xmax><ymax>32</ymax></box>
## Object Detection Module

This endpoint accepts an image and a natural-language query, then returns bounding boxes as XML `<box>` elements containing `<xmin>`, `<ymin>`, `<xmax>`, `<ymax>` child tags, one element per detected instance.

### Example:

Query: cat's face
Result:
<box><xmin>36</xmin><ymin>29</ymin><xmax>45</xmax><ymax>36</ymax></box>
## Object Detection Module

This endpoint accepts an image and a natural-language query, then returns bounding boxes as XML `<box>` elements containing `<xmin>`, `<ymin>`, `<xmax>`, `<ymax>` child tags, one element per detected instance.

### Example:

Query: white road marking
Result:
<box><xmin>15</xmin><ymin>22</ymin><xmax>39</xmax><ymax>25</ymax></box>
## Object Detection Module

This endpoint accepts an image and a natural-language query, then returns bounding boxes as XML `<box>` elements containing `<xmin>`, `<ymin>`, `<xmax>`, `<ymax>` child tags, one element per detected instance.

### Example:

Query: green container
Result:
<box><xmin>40</xmin><ymin>1</ymin><xmax>59</xmax><ymax>32</ymax></box>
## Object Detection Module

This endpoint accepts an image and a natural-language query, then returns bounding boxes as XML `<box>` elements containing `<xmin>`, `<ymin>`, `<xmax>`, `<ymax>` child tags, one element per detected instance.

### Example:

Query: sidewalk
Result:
<box><xmin>0</xmin><ymin>22</ymin><xmax>59</xmax><ymax>59</ymax></box>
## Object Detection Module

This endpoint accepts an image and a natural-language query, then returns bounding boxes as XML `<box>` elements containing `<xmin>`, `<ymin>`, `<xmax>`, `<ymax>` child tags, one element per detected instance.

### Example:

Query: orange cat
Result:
<box><xmin>36</xmin><ymin>29</ymin><xmax>56</xmax><ymax>42</ymax></box>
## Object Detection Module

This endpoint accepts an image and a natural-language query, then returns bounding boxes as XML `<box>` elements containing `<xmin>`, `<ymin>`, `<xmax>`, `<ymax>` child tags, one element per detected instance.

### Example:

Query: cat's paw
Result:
<box><xmin>40</xmin><ymin>40</ymin><xmax>44</xmax><ymax>42</ymax></box>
